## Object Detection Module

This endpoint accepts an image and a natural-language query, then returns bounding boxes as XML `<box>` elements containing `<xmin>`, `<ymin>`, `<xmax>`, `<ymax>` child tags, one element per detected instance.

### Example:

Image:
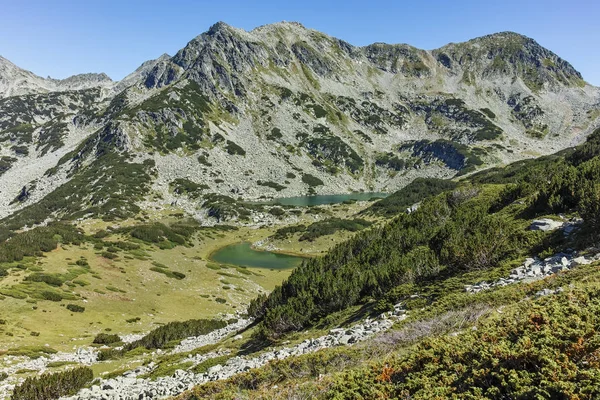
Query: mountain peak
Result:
<box><xmin>60</xmin><ymin>72</ymin><xmax>113</xmax><ymax>83</ymax></box>
<box><xmin>207</xmin><ymin>21</ymin><xmax>233</xmax><ymax>35</ymax></box>
<box><xmin>434</xmin><ymin>31</ymin><xmax>584</xmax><ymax>89</ymax></box>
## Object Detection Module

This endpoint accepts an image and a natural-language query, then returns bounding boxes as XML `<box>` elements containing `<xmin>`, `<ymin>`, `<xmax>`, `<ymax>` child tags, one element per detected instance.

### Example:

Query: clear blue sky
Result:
<box><xmin>1</xmin><ymin>0</ymin><xmax>598</xmax><ymax>85</ymax></box>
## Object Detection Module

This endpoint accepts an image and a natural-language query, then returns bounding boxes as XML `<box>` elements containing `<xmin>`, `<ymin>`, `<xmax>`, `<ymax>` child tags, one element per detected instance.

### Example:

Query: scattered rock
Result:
<box><xmin>466</xmin><ymin>251</ymin><xmax>596</xmax><ymax>294</ymax></box>
<box><xmin>57</xmin><ymin>307</ymin><xmax>407</xmax><ymax>400</ymax></box>
<box><xmin>529</xmin><ymin>218</ymin><xmax>563</xmax><ymax>231</ymax></box>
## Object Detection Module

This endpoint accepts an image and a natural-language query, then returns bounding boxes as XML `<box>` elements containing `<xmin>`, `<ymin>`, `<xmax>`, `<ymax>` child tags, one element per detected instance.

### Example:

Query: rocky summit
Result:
<box><xmin>0</xmin><ymin>21</ymin><xmax>598</xmax><ymax>227</ymax></box>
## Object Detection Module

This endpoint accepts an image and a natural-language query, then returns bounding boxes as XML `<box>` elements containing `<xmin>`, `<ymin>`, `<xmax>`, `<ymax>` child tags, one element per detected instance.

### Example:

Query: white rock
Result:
<box><xmin>529</xmin><ymin>219</ymin><xmax>563</xmax><ymax>231</ymax></box>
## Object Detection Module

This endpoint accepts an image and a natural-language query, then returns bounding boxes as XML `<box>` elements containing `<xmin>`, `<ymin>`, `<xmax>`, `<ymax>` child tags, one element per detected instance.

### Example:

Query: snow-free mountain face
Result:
<box><xmin>0</xmin><ymin>22</ymin><xmax>599</xmax><ymax>229</ymax></box>
<box><xmin>0</xmin><ymin>55</ymin><xmax>114</xmax><ymax>98</ymax></box>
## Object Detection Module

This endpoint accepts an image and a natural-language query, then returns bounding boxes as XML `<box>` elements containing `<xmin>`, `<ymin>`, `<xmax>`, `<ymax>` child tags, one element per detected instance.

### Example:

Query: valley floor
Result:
<box><xmin>0</xmin><ymin>198</ymin><xmax>375</xmax><ymax>398</ymax></box>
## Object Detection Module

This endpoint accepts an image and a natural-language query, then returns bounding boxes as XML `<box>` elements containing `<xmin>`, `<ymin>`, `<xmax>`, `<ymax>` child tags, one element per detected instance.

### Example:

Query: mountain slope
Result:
<box><xmin>0</xmin><ymin>22</ymin><xmax>598</xmax><ymax>227</ymax></box>
<box><xmin>168</xmin><ymin>127</ymin><xmax>600</xmax><ymax>400</ymax></box>
<box><xmin>0</xmin><ymin>55</ymin><xmax>113</xmax><ymax>98</ymax></box>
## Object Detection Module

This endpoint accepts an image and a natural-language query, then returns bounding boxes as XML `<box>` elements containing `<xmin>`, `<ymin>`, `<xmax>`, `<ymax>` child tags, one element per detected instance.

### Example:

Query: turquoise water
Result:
<box><xmin>268</xmin><ymin>192</ymin><xmax>388</xmax><ymax>207</ymax></box>
<box><xmin>209</xmin><ymin>242</ymin><xmax>305</xmax><ymax>270</ymax></box>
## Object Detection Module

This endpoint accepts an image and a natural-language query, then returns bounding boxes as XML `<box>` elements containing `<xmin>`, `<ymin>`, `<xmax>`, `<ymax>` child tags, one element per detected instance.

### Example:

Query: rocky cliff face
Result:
<box><xmin>0</xmin><ymin>22</ymin><xmax>598</xmax><ymax>227</ymax></box>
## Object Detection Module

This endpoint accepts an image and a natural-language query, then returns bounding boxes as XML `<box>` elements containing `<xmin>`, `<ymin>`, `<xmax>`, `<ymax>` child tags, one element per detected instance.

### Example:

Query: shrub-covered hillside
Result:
<box><xmin>250</xmin><ymin>128</ymin><xmax>600</xmax><ymax>339</ymax></box>
<box><xmin>173</xmin><ymin>127</ymin><xmax>600</xmax><ymax>399</ymax></box>
<box><xmin>180</xmin><ymin>262</ymin><xmax>600</xmax><ymax>399</ymax></box>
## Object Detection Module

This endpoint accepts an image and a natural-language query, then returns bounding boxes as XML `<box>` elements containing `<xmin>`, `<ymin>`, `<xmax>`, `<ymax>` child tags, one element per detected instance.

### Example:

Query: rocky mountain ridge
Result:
<box><xmin>0</xmin><ymin>22</ymin><xmax>598</xmax><ymax>227</ymax></box>
<box><xmin>0</xmin><ymin>56</ymin><xmax>114</xmax><ymax>98</ymax></box>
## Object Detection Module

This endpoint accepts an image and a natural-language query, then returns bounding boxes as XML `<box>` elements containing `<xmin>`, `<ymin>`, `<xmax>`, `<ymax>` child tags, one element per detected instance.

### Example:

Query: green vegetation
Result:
<box><xmin>301</xmin><ymin>174</ymin><xmax>324</xmax><ymax>187</ymax></box>
<box><xmin>170</xmin><ymin>179</ymin><xmax>209</xmax><ymax>199</ymax></box>
<box><xmin>257</xmin><ymin>181</ymin><xmax>286</xmax><ymax>192</ymax></box>
<box><xmin>11</xmin><ymin>367</ymin><xmax>93</xmax><ymax>400</ymax></box>
<box><xmin>0</xmin><ymin>223</ymin><xmax>83</xmax><ymax>262</ymax></box>
<box><xmin>124</xmin><ymin>319</ymin><xmax>227</xmax><ymax>351</ymax></box>
<box><xmin>249</xmin><ymin>128</ymin><xmax>600</xmax><ymax>339</ymax></box>
<box><xmin>201</xmin><ymin>194</ymin><xmax>259</xmax><ymax>222</ymax></box>
<box><xmin>266</xmin><ymin>127</ymin><xmax>283</xmax><ymax>141</ymax></box>
<box><xmin>130</xmin><ymin>81</ymin><xmax>211</xmax><ymax>153</ymax></box>
<box><xmin>331</xmin><ymin>95</ymin><xmax>405</xmax><ymax>133</ymax></box>
<box><xmin>66</xmin><ymin>304</ymin><xmax>85</xmax><ymax>313</ymax></box>
<box><xmin>120</xmin><ymin>221</ymin><xmax>200</xmax><ymax>248</ymax></box>
<box><xmin>225</xmin><ymin>140</ymin><xmax>246</xmax><ymax>156</ymax></box>
<box><xmin>0</xmin><ymin>156</ymin><xmax>16</xmax><ymax>176</ymax></box>
<box><xmin>301</xmin><ymin>128</ymin><xmax>363</xmax><ymax>173</ymax></box>
<box><xmin>365</xmin><ymin>178</ymin><xmax>458</xmax><ymax>216</ymax></box>
<box><xmin>480</xmin><ymin>107</ymin><xmax>496</xmax><ymax>119</ymax></box>
<box><xmin>2</xmin><ymin>136</ymin><xmax>153</xmax><ymax>230</ymax></box>
<box><xmin>302</xmin><ymin>218</ymin><xmax>372</xmax><ymax>241</ymax></box>
<box><xmin>400</xmin><ymin>139</ymin><xmax>485</xmax><ymax>174</ymax></box>
<box><xmin>150</xmin><ymin>265</ymin><xmax>186</xmax><ymax>280</ymax></box>
<box><xmin>193</xmin><ymin>264</ymin><xmax>600</xmax><ymax>399</ymax></box>
<box><xmin>93</xmin><ymin>333</ymin><xmax>122</xmax><ymax>345</ymax></box>
<box><xmin>324</xmin><ymin>285</ymin><xmax>600</xmax><ymax>399</ymax></box>
<box><xmin>6</xmin><ymin>346</ymin><xmax>57</xmax><ymax>359</ymax></box>
<box><xmin>300</xmin><ymin>63</ymin><xmax>321</xmax><ymax>90</ymax></box>
<box><xmin>250</xmin><ymin>185</ymin><xmax>527</xmax><ymax>338</ymax></box>
<box><xmin>271</xmin><ymin>224</ymin><xmax>307</xmax><ymax>240</ymax></box>
<box><xmin>526</xmin><ymin>127</ymin><xmax>549</xmax><ymax>139</ymax></box>
<box><xmin>410</xmin><ymin>97</ymin><xmax>502</xmax><ymax>142</ymax></box>
<box><xmin>37</xmin><ymin>121</ymin><xmax>68</xmax><ymax>156</ymax></box>
<box><xmin>271</xmin><ymin>217</ymin><xmax>372</xmax><ymax>241</ymax></box>
<box><xmin>375</xmin><ymin>152</ymin><xmax>407</xmax><ymax>171</ymax></box>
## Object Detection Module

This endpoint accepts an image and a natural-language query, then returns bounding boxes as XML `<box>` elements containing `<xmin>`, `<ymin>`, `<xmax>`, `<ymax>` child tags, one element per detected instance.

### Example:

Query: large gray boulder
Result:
<box><xmin>529</xmin><ymin>218</ymin><xmax>564</xmax><ymax>231</ymax></box>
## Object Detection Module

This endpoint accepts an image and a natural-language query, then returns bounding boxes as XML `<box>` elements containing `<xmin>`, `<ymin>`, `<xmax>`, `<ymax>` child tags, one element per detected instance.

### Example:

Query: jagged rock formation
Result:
<box><xmin>0</xmin><ymin>22</ymin><xmax>599</xmax><ymax>226</ymax></box>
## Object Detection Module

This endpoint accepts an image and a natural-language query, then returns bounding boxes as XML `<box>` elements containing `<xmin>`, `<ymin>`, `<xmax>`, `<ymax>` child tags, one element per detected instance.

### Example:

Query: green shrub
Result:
<box><xmin>66</xmin><ymin>304</ymin><xmax>84</xmax><ymax>313</ymax></box>
<box><xmin>124</xmin><ymin>319</ymin><xmax>227</xmax><ymax>351</ymax></box>
<box><xmin>93</xmin><ymin>333</ymin><xmax>121</xmax><ymax>345</ymax></box>
<box><xmin>0</xmin><ymin>224</ymin><xmax>84</xmax><ymax>263</ymax></box>
<box><xmin>257</xmin><ymin>181</ymin><xmax>286</xmax><ymax>191</ymax></box>
<box><xmin>170</xmin><ymin>178</ymin><xmax>208</xmax><ymax>199</ymax></box>
<box><xmin>101</xmin><ymin>251</ymin><xmax>118</xmax><ymax>260</ymax></box>
<box><xmin>271</xmin><ymin>225</ymin><xmax>307</xmax><ymax>240</ymax></box>
<box><xmin>268</xmin><ymin>207</ymin><xmax>286</xmax><ymax>216</ymax></box>
<box><xmin>11</xmin><ymin>367</ymin><xmax>94</xmax><ymax>400</ymax></box>
<box><xmin>298</xmin><ymin>218</ymin><xmax>372</xmax><ymax>241</ymax></box>
<box><xmin>301</xmin><ymin>174</ymin><xmax>324</xmax><ymax>187</ymax></box>
<box><xmin>24</xmin><ymin>273</ymin><xmax>64</xmax><ymax>287</ymax></box>
<box><xmin>41</xmin><ymin>291</ymin><xmax>62</xmax><ymax>302</ymax></box>
<box><xmin>150</xmin><ymin>266</ymin><xmax>186</xmax><ymax>280</ymax></box>
<box><xmin>191</xmin><ymin>355</ymin><xmax>230</xmax><ymax>374</ymax></box>
<box><xmin>6</xmin><ymin>346</ymin><xmax>57</xmax><ymax>359</ymax></box>
<box><xmin>328</xmin><ymin>286</ymin><xmax>600</xmax><ymax>399</ymax></box>
<box><xmin>225</xmin><ymin>140</ymin><xmax>246</xmax><ymax>156</ymax></box>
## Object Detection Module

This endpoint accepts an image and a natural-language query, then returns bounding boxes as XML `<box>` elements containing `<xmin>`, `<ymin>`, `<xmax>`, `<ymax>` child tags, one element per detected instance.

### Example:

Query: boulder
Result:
<box><xmin>339</xmin><ymin>335</ymin><xmax>353</xmax><ymax>345</ymax></box>
<box><xmin>572</xmin><ymin>256</ymin><xmax>591</xmax><ymax>266</ymax></box>
<box><xmin>529</xmin><ymin>218</ymin><xmax>563</xmax><ymax>231</ymax></box>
